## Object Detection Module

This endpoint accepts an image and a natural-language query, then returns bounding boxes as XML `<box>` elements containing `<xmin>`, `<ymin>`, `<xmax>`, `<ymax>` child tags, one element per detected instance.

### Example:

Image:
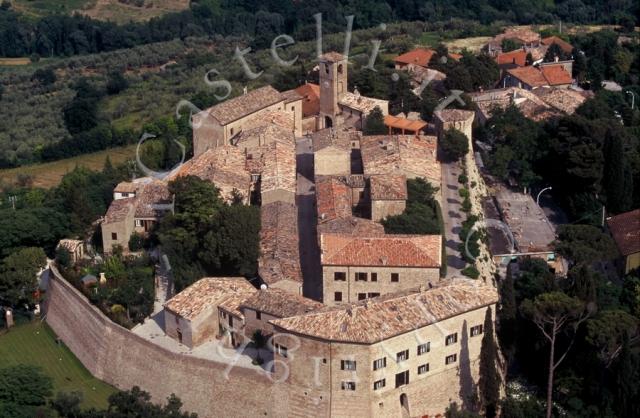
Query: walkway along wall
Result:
<box><xmin>43</xmin><ymin>268</ymin><xmax>289</xmax><ymax>418</ymax></box>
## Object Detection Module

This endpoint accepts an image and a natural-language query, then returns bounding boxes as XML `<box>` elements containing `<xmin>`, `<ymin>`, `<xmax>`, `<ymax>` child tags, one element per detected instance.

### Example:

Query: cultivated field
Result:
<box><xmin>0</xmin><ymin>145</ymin><xmax>136</xmax><ymax>189</ymax></box>
<box><xmin>77</xmin><ymin>0</ymin><xmax>190</xmax><ymax>24</ymax></box>
<box><xmin>0</xmin><ymin>57</ymin><xmax>31</xmax><ymax>66</ymax></box>
<box><xmin>0</xmin><ymin>321</ymin><xmax>116</xmax><ymax>409</ymax></box>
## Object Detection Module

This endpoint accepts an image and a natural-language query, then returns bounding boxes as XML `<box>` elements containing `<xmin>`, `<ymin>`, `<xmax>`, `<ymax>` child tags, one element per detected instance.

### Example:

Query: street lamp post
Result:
<box><xmin>626</xmin><ymin>90</ymin><xmax>636</xmax><ymax>110</ymax></box>
<box><xmin>536</xmin><ymin>186</ymin><xmax>552</xmax><ymax>206</ymax></box>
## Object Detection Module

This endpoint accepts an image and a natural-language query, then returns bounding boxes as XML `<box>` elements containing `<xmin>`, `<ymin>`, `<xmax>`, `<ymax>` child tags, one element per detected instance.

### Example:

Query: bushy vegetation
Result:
<box><xmin>382</xmin><ymin>177</ymin><xmax>441</xmax><ymax>235</ymax></box>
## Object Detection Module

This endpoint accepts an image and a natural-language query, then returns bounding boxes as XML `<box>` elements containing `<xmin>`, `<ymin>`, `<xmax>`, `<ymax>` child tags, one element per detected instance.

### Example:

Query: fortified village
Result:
<box><xmin>44</xmin><ymin>28</ymin><xmax>617</xmax><ymax>417</ymax></box>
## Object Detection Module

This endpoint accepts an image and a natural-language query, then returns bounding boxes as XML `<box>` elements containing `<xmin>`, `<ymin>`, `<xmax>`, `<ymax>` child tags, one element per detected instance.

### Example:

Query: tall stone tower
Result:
<box><xmin>319</xmin><ymin>52</ymin><xmax>348</xmax><ymax>129</ymax></box>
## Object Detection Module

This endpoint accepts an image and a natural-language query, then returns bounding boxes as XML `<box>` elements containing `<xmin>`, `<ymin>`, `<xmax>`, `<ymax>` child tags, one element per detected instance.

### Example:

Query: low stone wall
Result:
<box><xmin>44</xmin><ymin>269</ymin><xmax>287</xmax><ymax>418</ymax></box>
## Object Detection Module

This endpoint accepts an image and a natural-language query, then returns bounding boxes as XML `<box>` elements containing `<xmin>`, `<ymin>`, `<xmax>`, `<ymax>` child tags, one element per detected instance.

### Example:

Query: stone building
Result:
<box><xmin>192</xmin><ymin>85</ymin><xmax>302</xmax><ymax>157</ymax></box>
<box><xmin>101</xmin><ymin>178</ymin><xmax>172</xmax><ymax>254</ymax></box>
<box><xmin>270</xmin><ymin>279</ymin><xmax>499</xmax><ymax>418</ymax></box>
<box><xmin>606</xmin><ymin>208</ymin><xmax>640</xmax><ymax>275</ymax></box>
<box><xmin>56</xmin><ymin>239</ymin><xmax>85</xmax><ymax>264</ymax></box>
<box><xmin>360</xmin><ymin>135</ymin><xmax>441</xmax><ymax>190</ymax></box>
<box><xmin>433</xmin><ymin>109</ymin><xmax>475</xmax><ymax>145</ymax></box>
<box><xmin>294</xmin><ymin>82</ymin><xmax>321</xmax><ymax>133</ymax></box>
<box><xmin>320</xmin><ymin>233</ymin><xmax>442</xmax><ymax>305</ymax></box>
<box><xmin>369</xmin><ymin>174</ymin><xmax>408</xmax><ymax>222</ymax></box>
<box><xmin>499</xmin><ymin>63</ymin><xmax>573</xmax><ymax>90</ymax></box>
<box><xmin>313</xmin><ymin>128</ymin><xmax>360</xmax><ymax>177</ymax></box>
<box><xmin>164</xmin><ymin>277</ymin><xmax>256</xmax><ymax>348</ymax></box>
<box><xmin>240</xmin><ymin>288</ymin><xmax>322</xmax><ymax>340</ymax></box>
<box><xmin>258</xmin><ymin>201</ymin><xmax>303</xmax><ymax>294</ymax></box>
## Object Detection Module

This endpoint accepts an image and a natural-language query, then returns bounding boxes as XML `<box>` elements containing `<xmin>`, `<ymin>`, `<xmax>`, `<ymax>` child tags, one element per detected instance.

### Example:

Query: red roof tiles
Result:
<box><xmin>294</xmin><ymin>83</ymin><xmax>320</xmax><ymax>117</ymax></box>
<box><xmin>394</xmin><ymin>48</ymin><xmax>436</xmax><ymax>68</ymax></box>
<box><xmin>607</xmin><ymin>209</ymin><xmax>640</xmax><ymax>256</ymax></box>
<box><xmin>496</xmin><ymin>49</ymin><xmax>527</xmax><ymax>67</ymax></box>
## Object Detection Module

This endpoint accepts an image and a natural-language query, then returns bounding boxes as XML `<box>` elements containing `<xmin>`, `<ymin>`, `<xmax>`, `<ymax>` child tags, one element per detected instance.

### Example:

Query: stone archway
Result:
<box><xmin>400</xmin><ymin>393</ymin><xmax>410</xmax><ymax>417</ymax></box>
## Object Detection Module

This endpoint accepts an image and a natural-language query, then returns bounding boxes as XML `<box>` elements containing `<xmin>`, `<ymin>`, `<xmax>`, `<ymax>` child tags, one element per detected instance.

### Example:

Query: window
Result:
<box><xmin>291</xmin><ymin>106</ymin><xmax>295</xmax><ymax>111</ymax></box>
<box><xmin>358</xmin><ymin>293</ymin><xmax>366</xmax><ymax>301</ymax></box>
<box><xmin>418</xmin><ymin>363</ymin><xmax>430</xmax><ymax>375</ymax></box>
<box><xmin>334</xmin><ymin>292</ymin><xmax>343</xmax><ymax>302</ymax></box>
<box><xmin>417</xmin><ymin>342</ymin><xmax>430</xmax><ymax>355</ymax></box>
<box><xmin>325</xmin><ymin>64</ymin><xmax>330</xmax><ymax>74</ymax></box>
<box><xmin>230</xmin><ymin>128</ymin><xmax>234</xmax><ymax>135</ymax></box>
<box><xmin>251</xmin><ymin>174</ymin><xmax>260</xmax><ymax>182</ymax></box>
<box><xmin>395</xmin><ymin>370</ymin><xmax>409</xmax><ymax>388</ymax></box>
<box><xmin>391</xmin><ymin>273</ymin><xmax>399</xmax><ymax>282</ymax></box>
<box><xmin>275</xmin><ymin>343</ymin><xmax>288</xmax><ymax>358</ymax></box>
<box><xmin>341</xmin><ymin>381</ymin><xmax>356</xmax><ymax>391</ymax></box>
<box><xmin>371</xmin><ymin>273</ymin><xmax>378</xmax><ymax>282</ymax></box>
<box><xmin>135</xmin><ymin>219</ymin><xmax>142</xmax><ymax>227</ymax></box>
<box><xmin>341</xmin><ymin>360</ymin><xmax>357</xmax><ymax>371</ymax></box>
<box><xmin>373</xmin><ymin>357</ymin><xmax>386</xmax><ymax>370</ymax></box>
<box><xmin>229</xmin><ymin>316</ymin><xmax>233</xmax><ymax>327</ymax></box>
<box><xmin>121</xmin><ymin>192</ymin><xmax>129</xmax><ymax>197</ymax></box>
<box><xmin>355</xmin><ymin>272</ymin><xmax>367</xmax><ymax>281</ymax></box>
<box><xmin>373</xmin><ymin>379</ymin><xmax>386</xmax><ymax>390</ymax></box>
<box><xmin>445</xmin><ymin>333</ymin><xmax>458</xmax><ymax>346</ymax></box>
<box><xmin>396</xmin><ymin>350</ymin><xmax>409</xmax><ymax>362</ymax></box>
<box><xmin>367</xmin><ymin>292</ymin><xmax>380</xmax><ymax>298</ymax></box>
<box><xmin>446</xmin><ymin>354</ymin><xmax>457</xmax><ymax>365</ymax></box>
<box><xmin>471</xmin><ymin>325</ymin><xmax>484</xmax><ymax>337</ymax></box>
<box><xmin>256</xmin><ymin>311</ymin><xmax>261</xmax><ymax>320</ymax></box>
<box><xmin>111</xmin><ymin>232</ymin><xmax>118</xmax><ymax>240</ymax></box>
<box><xmin>334</xmin><ymin>272</ymin><xmax>346</xmax><ymax>281</ymax></box>
<box><xmin>337</xmin><ymin>64</ymin><xmax>343</xmax><ymax>74</ymax></box>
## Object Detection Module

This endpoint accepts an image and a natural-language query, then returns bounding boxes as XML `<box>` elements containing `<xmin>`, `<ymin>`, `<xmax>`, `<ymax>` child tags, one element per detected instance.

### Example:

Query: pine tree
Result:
<box><xmin>478</xmin><ymin>307</ymin><xmax>500</xmax><ymax>418</ymax></box>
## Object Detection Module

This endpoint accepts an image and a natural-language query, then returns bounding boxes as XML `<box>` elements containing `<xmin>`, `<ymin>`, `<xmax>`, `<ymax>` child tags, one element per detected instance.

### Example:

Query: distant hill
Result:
<box><xmin>12</xmin><ymin>0</ymin><xmax>190</xmax><ymax>23</ymax></box>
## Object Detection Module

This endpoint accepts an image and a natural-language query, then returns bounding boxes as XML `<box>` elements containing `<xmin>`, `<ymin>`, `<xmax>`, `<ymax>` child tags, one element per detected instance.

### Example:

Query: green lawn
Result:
<box><xmin>0</xmin><ymin>321</ymin><xmax>116</xmax><ymax>409</ymax></box>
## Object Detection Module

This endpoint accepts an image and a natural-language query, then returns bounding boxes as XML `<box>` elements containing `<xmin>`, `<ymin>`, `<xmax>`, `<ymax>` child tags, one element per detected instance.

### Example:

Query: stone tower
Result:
<box><xmin>319</xmin><ymin>52</ymin><xmax>348</xmax><ymax>129</ymax></box>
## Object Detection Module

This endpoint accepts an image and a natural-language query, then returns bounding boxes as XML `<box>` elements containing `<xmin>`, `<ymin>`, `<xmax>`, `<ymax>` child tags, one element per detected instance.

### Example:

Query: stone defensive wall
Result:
<box><xmin>44</xmin><ymin>269</ymin><xmax>288</xmax><ymax>418</ymax></box>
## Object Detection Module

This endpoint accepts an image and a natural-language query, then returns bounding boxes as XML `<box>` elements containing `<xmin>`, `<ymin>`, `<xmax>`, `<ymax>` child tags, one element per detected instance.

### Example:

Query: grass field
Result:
<box><xmin>0</xmin><ymin>145</ymin><xmax>137</xmax><ymax>189</ymax></box>
<box><xmin>0</xmin><ymin>321</ymin><xmax>116</xmax><ymax>409</ymax></box>
<box><xmin>12</xmin><ymin>0</ymin><xmax>93</xmax><ymax>18</ymax></box>
<box><xmin>0</xmin><ymin>57</ymin><xmax>32</xmax><ymax>66</ymax></box>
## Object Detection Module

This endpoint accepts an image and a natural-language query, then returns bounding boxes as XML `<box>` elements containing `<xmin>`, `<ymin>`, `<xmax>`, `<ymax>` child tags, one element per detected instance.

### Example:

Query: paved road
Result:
<box><xmin>295</xmin><ymin>136</ymin><xmax>323</xmax><ymax>301</ymax></box>
<box><xmin>440</xmin><ymin>161</ymin><xmax>466</xmax><ymax>278</ymax></box>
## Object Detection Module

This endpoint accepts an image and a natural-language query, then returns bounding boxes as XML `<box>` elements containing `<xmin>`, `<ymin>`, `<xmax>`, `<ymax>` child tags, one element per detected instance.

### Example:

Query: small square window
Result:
<box><xmin>418</xmin><ymin>342</ymin><xmax>430</xmax><ymax>355</ymax></box>
<box><xmin>373</xmin><ymin>379</ymin><xmax>385</xmax><ymax>390</ymax></box>
<box><xmin>334</xmin><ymin>292</ymin><xmax>343</xmax><ymax>302</ymax></box>
<box><xmin>371</xmin><ymin>273</ymin><xmax>378</xmax><ymax>282</ymax></box>
<box><xmin>355</xmin><ymin>272</ymin><xmax>367</xmax><ymax>281</ymax></box>
<box><xmin>395</xmin><ymin>370</ymin><xmax>409</xmax><ymax>388</ymax></box>
<box><xmin>391</xmin><ymin>273</ymin><xmax>399</xmax><ymax>282</ymax></box>
<box><xmin>291</xmin><ymin>106</ymin><xmax>295</xmax><ymax>111</ymax></box>
<box><xmin>367</xmin><ymin>292</ymin><xmax>380</xmax><ymax>298</ymax></box>
<box><xmin>471</xmin><ymin>325</ymin><xmax>483</xmax><ymax>337</ymax></box>
<box><xmin>275</xmin><ymin>343</ymin><xmax>288</xmax><ymax>358</ymax></box>
<box><xmin>446</xmin><ymin>333</ymin><xmax>458</xmax><ymax>346</ymax></box>
<box><xmin>373</xmin><ymin>357</ymin><xmax>386</xmax><ymax>370</ymax></box>
<box><xmin>334</xmin><ymin>272</ymin><xmax>346</xmax><ymax>281</ymax></box>
<box><xmin>358</xmin><ymin>293</ymin><xmax>366</xmax><ymax>301</ymax></box>
<box><xmin>341</xmin><ymin>381</ymin><xmax>356</xmax><ymax>390</ymax></box>
<box><xmin>446</xmin><ymin>354</ymin><xmax>457</xmax><ymax>365</ymax></box>
<box><xmin>396</xmin><ymin>350</ymin><xmax>409</xmax><ymax>362</ymax></box>
<box><xmin>111</xmin><ymin>232</ymin><xmax>118</xmax><ymax>240</ymax></box>
<box><xmin>341</xmin><ymin>360</ymin><xmax>357</xmax><ymax>371</ymax></box>
<box><xmin>256</xmin><ymin>311</ymin><xmax>262</xmax><ymax>320</ymax></box>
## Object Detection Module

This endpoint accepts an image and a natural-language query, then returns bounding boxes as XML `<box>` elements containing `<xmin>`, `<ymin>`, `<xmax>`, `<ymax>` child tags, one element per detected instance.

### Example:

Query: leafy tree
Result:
<box><xmin>31</xmin><ymin>68</ymin><xmax>56</xmax><ymax>85</ymax></box>
<box><xmin>613</xmin><ymin>335</ymin><xmax>640</xmax><ymax>418</ymax></box>
<box><xmin>440</xmin><ymin>128</ymin><xmax>469</xmax><ymax>161</ymax></box>
<box><xmin>552</xmin><ymin>225</ymin><xmax>618</xmax><ymax>267</ymax></box>
<box><xmin>0</xmin><ymin>365</ymin><xmax>52</xmax><ymax>417</ymax></box>
<box><xmin>169</xmin><ymin>175</ymin><xmax>223</xmax><ymax>229</ymax></box>
<box><xmin>55</xmin><ymin>246</ymin><xmax>72</xmax><ymax>269</ymax></box>
<box><xmin>0</xmin><ymin>207</ymin><xmax>69</xmax><ymax>257</ymax></box>
<box><xmin>585</xmin><ymin>309</ymin><xmax>638</xmax><ymax>368</ymax></box>
<box><xmin>383</xmin><ymin>178</ymin><xmax>441</xmax><ymax>234</ymax></box>
<box><xmin>501</xmin><ymin>38</ymin><xmax>521</xmax><ymax>53</ymax></box>
<box><xmin>0</xmin><ymin>247</ymin><xmax>46</xmax><ymax>307</ymax></box>
<box><xmin>50</xmin><ymin>391</ymin><xmax>83</xmax><ymax>418</ymax></box>
<box><xmin>129</xmin><ymin>232</ymin><xmax>145</xmax><ymax>252</ymax></box>
<box><xmin>106</xmin><ymin>71</ymin><xmax>129</xmax><ymax>95</ymax></box>
<box><xmin>363</xmin><ymin>106</ymin><xmax>387</xmax><ymax>135</ymax></box>
<box><xmin>444</xmin><ymin>402</ymin><xmax>481</xmax><ymax>418</ymax></box>
<box><xmin>478</xmin><ymin>307</ymin><xmax>500</xmax><ymax>418</ymax></box>
<box><xmin>521</xmin><ymin>292</ymin><xmax>590</xmax><ymax>418</ymax></box>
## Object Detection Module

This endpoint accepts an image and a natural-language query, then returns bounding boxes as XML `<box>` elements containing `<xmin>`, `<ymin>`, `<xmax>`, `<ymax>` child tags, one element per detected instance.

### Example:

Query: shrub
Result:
<box><xmin>458</xmin><ymin>174</ymin><xmax>468</xmax><ymax>184</ymax></box>
<box><xmin>55</xmin><ymin>247</ymin><xmax>72</xmax><ymax>268</ymax></box>
<box><xmin>128</xmin><ymin>232</ymin><xmax>145</xmax><ymax>252</ymax></box>
<box><xmin>462</xmin><ymin>265</ymin><xmax>480</xmax><ymax>279</ymax></box>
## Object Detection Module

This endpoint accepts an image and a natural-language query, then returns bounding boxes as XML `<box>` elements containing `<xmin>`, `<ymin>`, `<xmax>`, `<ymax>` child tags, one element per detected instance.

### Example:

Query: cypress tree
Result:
<box><xmin>499</xmin><ymin>273</ymin><xmax>517</xmax><ymax>351</ymax></box>
<box><xmin>602</xmin><ymin>128</ymin><xmax>627</xmax><ymax>214</ymax></box>
<box><xmin>478</xmin><ymin>307</ymin><xmax>500</xmax><ymax>418</ymax></box>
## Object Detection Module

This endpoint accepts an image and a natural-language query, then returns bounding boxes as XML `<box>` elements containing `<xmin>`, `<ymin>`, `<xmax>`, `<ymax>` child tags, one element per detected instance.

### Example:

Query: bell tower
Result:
<box><xmin>319</xmin><ymin>52</ymin><xmax>348</xmax><ymax>129</ymax></box>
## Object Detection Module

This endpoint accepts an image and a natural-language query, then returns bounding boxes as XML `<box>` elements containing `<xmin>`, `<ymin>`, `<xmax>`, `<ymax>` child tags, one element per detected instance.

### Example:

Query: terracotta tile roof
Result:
<box><xmin>541</xmin><ymin>36</ymin><xmax>573</xmax><ymax>54</ymax></box>
<box><xmin>114</xmin><ymin>182</ymin><xmax>138</xmax><ymax>193</ymax></box>
<box><xmin>394</xmin><ymin>48</ymin><xmax>436</xmax><ymax>67</ymax></box>
<box><xmin>259</xmin><ymin>201</ymin><xmax>303</xmax><ymax>285</ymax></box>
<box><xmin>606</xmin><ymin>209</ymin><xmax>640</xmax><ymax>256</ymax></box>
<box><xmin>170</xmin><ymin>146</ymin><xmax>251</xmax><ymax>202</ymax></box>
<box><xmin>103</xmin><ymin>198</ymin><xmax>135</xmax><ymax>224</ymax></box>
<box><xmin>384</xmin><ymin>114</ymin><xmax>428</xmax><ymax>132</ymax></box>
<box><xmin>241</xmin><ymin>288</ymin><xmax>322</xmax><ymax>318</ymax></box>
<box><xmin>280</xmin><ymin>89</ymin><xmax>302</xmax><ymax>103</ymax></box>
<box><xmin>496</xmin><ymin>49</ymin><xmax>527</xmax><ymax>67</ymax></box>
<box><xmin>259</xmin><ymin>137</ymin><xmax>297</xmax><ymax>197</ymax></box>
<box><xmin>312</xmin><ymin>128</ymin><xmax>358</xmax><ymax>152</ymax></box>
<box><xmin>238</xmin><ymin>110</ymin><xmax>294</xmax><ymax>134</ymax></box>
<box><xmin>200</xmin><ymin>86</ymin><xmax>284</xmax><ymax>125</ymax></box>
<box><xmin>318</xmin><ymin>216</ymin><xmax>385</xmax><ymax>237</ymax></box>
<box><xmin>360</xmin><ymin>135</ymin><xmax>440</xmax><ymax>185</ymax></box>
<box><xmin>369</xmin><ymin>174</ymin><xmax>407</xmax><ymax>200</ymax></box>
<box><xmin>57</xmin><ymin>239</ymin><xmax>83</xmax><ymax>252</ymax></box>
<box><xmin>540</xmin><ymin>64</ymin><xmax>573</xmax><ymax>86</ymax></box>
<box><xmin>532</xmin><ymin>87</ymin><xmax>587</xmax><ymax>114</ymax></box>
<box><xmin>316</xmin><ymin>176</ymin><xmax>353</xmax><ymax>222</ymax></box>
<box><xmin>448</xmin><ymin>52</ymin><xmax>463</xmax><ymax>61</ymax></box>
<box><xmin>320</xmin><ymin>233</ymin><xmax>441</xmax><ymax>267</ymax></box>
<box><xmin>164</xmin><ymin>277</ymin><xmax>256</xmax><ymax>321</ymax></box>
<box><xmin>319</xmin><ymin>51</ymin><xmax>346</xmax><ymax>62</ymax></box>
<box><xmin>294</xmin><ymin>83</ymin><xmax>320</xmax><ymax>117</ymax></box>
<box><xmin>270</xmin><ymin>279</ymin><xmax>498</xmax><ymax>343</ymax></box>
<box><xmin>409</xmin><ymin>66</ymin><xmax>447</xmax><ymax>85</ymax></box>
<box><xmin>507</xmin><ymin>66</ymin><xmax>549</xmax><ymax>87</ymax></box>
<box><xmin>433</xmin><ymin>109</ymin><xmax>475</xmax><ymax>123</ymax></box>
<box><xmin>339</xmin><ymin>92</ymin><xmax>388</xmax><ymax>115</ymax></box>
<box><xmin>134</xmin><ymin>179</ymin><xmax>172</xmax><ymax>219</ymax></box>
<box><xmin>495</xmin><ymin>28</ymin><xmax>540</xmax><ymax>45</ymax></box>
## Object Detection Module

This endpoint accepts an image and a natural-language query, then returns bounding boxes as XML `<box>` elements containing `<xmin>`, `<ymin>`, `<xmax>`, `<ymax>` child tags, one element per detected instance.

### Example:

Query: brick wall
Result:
<box><xmin>44</xmin><ymin>269</ymin><xmax>286</xmax><ymax>418</ymax></box>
